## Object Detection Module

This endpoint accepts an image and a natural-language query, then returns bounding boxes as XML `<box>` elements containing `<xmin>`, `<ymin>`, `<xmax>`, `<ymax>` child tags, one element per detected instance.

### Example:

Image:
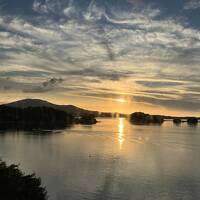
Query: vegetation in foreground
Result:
<box><xmin>0</xmin><ymin>160</ymin><xmax>47</xmax><ymax>200</ymax></box>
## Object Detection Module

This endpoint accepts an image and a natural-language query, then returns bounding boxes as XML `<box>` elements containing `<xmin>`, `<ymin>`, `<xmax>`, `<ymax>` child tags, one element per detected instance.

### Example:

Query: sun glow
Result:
<box><xmin>118</xmin><ymin>118</ymin><xmax>125</xmax><ymax>149</ymax></box>
<box><xmin>117</xmin><ymin>98</ymin><xmax>126</xmax><ymax>103</ymax></box>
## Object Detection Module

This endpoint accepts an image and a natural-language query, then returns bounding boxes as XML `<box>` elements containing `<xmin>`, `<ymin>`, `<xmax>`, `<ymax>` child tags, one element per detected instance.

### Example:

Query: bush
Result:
<box><xmin>130</xmin><ymin>112</ymin><xmax>151</xmax><ymax>124</ymax></box>
<box><xmin>130</xmin><ymin>112</ymin><xmax>164</xmax><ymax>125</ymax></box>
<box><xmin>0</xmin><ymin>160</ymin><xmax>47</xmax><ymax>200</ymax></box>
<box><xmin>187</xmin><ymin>117</ymin><xmax>198</xmax><ymax>125</ymax></box>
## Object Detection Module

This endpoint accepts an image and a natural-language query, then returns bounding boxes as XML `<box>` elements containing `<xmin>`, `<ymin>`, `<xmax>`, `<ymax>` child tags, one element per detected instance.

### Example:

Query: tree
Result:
<box><xmin>0</xmin><ymin>160</ymin><xmax>47</xmax><ymax>200</ymax></box>
<box><xmin>187</xmin><ymin>117</ymin><xmax>198</xmax><ymax>125</ymax></box>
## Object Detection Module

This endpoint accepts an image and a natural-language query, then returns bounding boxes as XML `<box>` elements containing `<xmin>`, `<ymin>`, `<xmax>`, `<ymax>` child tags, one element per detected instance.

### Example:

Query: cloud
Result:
<box><xmin>32</xmin><ymin>0</ymin><xmax>49</xmax><ymax>14</ymax></box>
<box><xmin>61</xmin><ymin>68</ymin><xmax>133</xmax><ymax>81</ymax></box>
<box><xmin>127</xmin><ymin>0</ymin><xmax>144</xmax><ymax>4</ymax></box>
<box><xmin>184</xmin><ymin>0</ymin><xmax>200</xmax><ymax>10</ymax></box>
<box><xmin>0</xmin><ymin>0</ymin><xmax>200</xmax><ymax>113</ymax></box>
<box><xmin>23</xmin><ymin>78</ymin><xmax>64</xmax><ymax>93</ymax></box>
<box><xmin>136</xmin><ymin>80</ymin><xmax>184</xmax><ymax>88</ymax></box>
<box><xmin>76</xmin><ymin>91</ymin><xmax>125</xmax><ymax>101</ymax></box>
<box><xmin>97</xmin><ymin>27</ymin><xmax>115</xmax><ymax>61</ymax></box>
<box><xmin>0</xmin><ymin>70</ymin><xmax>50</xmax><ymax>78</ymax></box>
<box><xmin>0</xmin><ymin>77</ymin><xmax>30</xmax><ymax>91</ymax></box>
<box><xmin>133</xmin><ymin>95</ymin><xmax>200</xmax><ymax>111</ymax></box>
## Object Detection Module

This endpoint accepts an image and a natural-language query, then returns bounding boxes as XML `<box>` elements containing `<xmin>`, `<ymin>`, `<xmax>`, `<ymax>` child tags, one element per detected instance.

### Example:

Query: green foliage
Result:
<box><xmin>0</xmin><ymin>160</ymin><xmax>47</xmax><ymax>200</ymax></box>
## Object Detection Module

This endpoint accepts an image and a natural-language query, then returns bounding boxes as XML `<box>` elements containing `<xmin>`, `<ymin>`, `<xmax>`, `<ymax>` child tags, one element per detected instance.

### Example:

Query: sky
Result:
<box><xmin>0</xmin><ymin>0</ymin><xmax>200</xmax><ymax>116</ymax></box>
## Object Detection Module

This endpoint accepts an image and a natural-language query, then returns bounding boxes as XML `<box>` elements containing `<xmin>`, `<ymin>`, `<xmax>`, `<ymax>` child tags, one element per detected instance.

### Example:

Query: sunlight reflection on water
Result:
<box><xmin>0</xmin><ymin>119</ymin><xmax>200</xmax><ymax>200</ymax></box>
<box><xmin>118</xmin><ymin>118</ymin><xmax>124</xmax><ymax>149</ymax></box>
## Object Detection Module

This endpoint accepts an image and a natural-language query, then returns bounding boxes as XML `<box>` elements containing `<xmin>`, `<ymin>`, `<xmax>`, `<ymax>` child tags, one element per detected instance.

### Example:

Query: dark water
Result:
<box><xmin>0</xmin><ymin>118</ymin><xmax>200</xmax><ymax>200</ymax></box>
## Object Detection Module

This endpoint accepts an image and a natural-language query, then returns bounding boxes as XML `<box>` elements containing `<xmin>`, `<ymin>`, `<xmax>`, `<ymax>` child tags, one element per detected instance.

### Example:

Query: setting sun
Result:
<box><xmin>117</xmin><ymin>99</ymin><xmax>126</xmax><ymax>103</ymax></box>
<box><xmin>0</xmin><ymin>0</ymin><xmax>200</xmax><ymax>199</ymax></box>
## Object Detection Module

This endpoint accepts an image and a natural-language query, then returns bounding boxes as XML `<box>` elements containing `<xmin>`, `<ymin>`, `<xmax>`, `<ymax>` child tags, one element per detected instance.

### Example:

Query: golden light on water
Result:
<box><xmin>118</xmin><ymin>118</ymin><xmax>125</xmax><ymax>149</ymax></box>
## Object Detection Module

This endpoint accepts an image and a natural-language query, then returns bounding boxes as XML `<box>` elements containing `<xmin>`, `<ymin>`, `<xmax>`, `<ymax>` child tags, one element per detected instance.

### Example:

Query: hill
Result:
<box><xmin>4</xmin><ymin>99</ymin><xmax>98</xmax><ymax>117</ymax></box>
<box><xmin>0</xmin><ymin>105</ymin><xmax>74</xmax><ymax>130</ymax></box>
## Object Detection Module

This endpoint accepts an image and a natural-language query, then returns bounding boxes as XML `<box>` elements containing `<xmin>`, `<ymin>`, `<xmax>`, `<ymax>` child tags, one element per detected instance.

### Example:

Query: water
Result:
<box><xmin>0</xmin><ymin>118</ymin><xmax>200</xmax><ymax>200</ymax></box>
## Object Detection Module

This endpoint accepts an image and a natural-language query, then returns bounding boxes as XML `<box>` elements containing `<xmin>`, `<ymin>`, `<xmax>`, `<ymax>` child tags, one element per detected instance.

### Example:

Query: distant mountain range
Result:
<box><xmin>3</xmin><ymin>99</ymin><xmax>99</xmax><ymax>117</ymax></box>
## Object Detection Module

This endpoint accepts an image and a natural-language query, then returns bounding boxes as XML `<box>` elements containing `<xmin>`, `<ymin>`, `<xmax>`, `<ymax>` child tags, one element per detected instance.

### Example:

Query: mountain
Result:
<box><xmin>6</xmin><ymin>99</ymin><xmax>56</xmax><ymax>109</ymax></box>
<box><xmin>3</xmin><ymin>99</ymin><xmax>98</xmax><ymax>116</ymax></box>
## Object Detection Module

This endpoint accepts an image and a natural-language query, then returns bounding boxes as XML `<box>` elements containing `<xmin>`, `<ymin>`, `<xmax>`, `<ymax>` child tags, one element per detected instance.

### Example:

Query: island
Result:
<box><xmin>0</xmin><ymin>105</ymin><xmax>74</xmax><ymax>130</ymax></box>
<box><xmin>0</xmin><ymin>99</ymin><xmax>100</xmax><ymax>130</ymax></box>
<box><xmin>76</xmin><ymin>114</ymin><xmax>98</xmax><ymax>125</ymax></box>
<box><xmin>0</xmin><ymin>99</ymin><xmax>199</xmax><ymax>130</ymax></box>
<box><xmin>187</xmin><ymin>117</ymin><xmax>198</xmax><ymax>125</ymax></box>
<box><xmin>130</xmin><ymin>112</ymin><xmax>164</xmax><ymax>125</ymax></box>
<box><xmin>173</xmin><ymin>118</ymin><xmax>182</xmax><ymax>124</ymax></box>
<box><xmin>130</xmin><ymin>112</ymin><xmax>199</xmax><ymax>126</ymax></box>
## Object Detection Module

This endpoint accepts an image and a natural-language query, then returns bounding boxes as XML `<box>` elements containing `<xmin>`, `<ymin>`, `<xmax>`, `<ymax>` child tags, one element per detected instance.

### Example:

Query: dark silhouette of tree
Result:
<box><xmin>130</xmin><ymin>112</ymin><xmax>164</xmax><ymax>125</ymax></box>
<box><xmin>187</xmin><ymin>117</ymin><xmax>198</xmax><ymax>125</ymax></box>
<box><xmin>130</xmin><ymin>112</ymin><xmax>151</xmax><ymax>124</ymax></box>
<box><xmin>173</xmin><ymin>118</ymin><xmax>182</xmax><ymax>124</ymax></box>
<box><xmin>150</xmin><ymin>115</ymin><xmax>164</xmax><ymax>124</ymax></box>
<box><xmin>0</xmin><ymin>160</ymin><xmax>47</xmax><ymax>200</ymax></box>
<box><xmin>77</xmin><ymin>114</ymin><xmax>98</xmax><ymax>125</ymax></box>
<box><xmin>0</xmin><ymin>105</ymin><xmax>74</xmax><ymax>130</ymax></box>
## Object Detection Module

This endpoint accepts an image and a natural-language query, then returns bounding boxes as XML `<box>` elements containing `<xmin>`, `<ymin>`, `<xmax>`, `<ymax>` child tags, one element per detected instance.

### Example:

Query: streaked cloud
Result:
<box><xmin>0</xmin><ymin>0</ymin><xmax>200</xmax><ymax>113</ymax></box>
<box><xmin>136</xmin><ymin>80</ymin><xmax>184</xmax><ymax>88</ymax></box>
<box><xmin>24</xmin><ymin>78</ymin><xmax>64</xmax><ymax>93</ymax></box>
<box><xmin>184</xmin><ymin>0</ymin><xmax>200</xmax><ymax>10</ymax></box>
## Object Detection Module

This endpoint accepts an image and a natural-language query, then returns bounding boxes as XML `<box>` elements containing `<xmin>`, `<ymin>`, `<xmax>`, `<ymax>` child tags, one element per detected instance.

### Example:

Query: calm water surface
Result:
<box><xmin>0</xmin><ymin>118</ymin><xmax>200</xmax><ymax>200</ymax></box>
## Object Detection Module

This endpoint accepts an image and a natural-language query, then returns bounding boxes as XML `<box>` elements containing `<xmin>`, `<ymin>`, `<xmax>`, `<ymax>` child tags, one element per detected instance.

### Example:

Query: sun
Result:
<box><xmin>117</xmin><ymin>98</ymin><xmax>126</xmax><ymax>103</ymax></box>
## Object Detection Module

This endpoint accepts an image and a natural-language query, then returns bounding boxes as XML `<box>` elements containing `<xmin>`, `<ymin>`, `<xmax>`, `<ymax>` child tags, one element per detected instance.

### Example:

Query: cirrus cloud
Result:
<box><xmin>0</xmin><ymin>0</ymin><xmax>200</xmax><ymax>114</ymax></box>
